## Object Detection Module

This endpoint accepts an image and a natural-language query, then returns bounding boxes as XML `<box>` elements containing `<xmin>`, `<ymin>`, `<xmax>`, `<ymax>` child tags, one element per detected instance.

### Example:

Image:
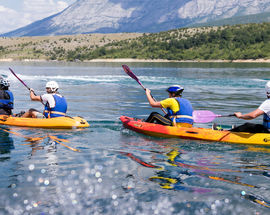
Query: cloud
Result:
<box><xmin>0</xmin><ymin>6</ymin><xmax>24</xmax><ymax>34</ymax></box>
<box><xmin>23</xmin><ymin>0</ymin><xmax>69</xmax><ymax>22</ymax></box>
<box><xmin>0</xmin><ymin>0</ymin><xmax>69</xmax><ymax>34</ymax></box>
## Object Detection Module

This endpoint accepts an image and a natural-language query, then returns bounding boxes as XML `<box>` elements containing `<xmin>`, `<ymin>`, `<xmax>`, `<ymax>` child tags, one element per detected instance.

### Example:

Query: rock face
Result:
<box><xmin>3</xmin><ymin>0</ymin><xmax>270</xmax><ymax>36</ymax></box>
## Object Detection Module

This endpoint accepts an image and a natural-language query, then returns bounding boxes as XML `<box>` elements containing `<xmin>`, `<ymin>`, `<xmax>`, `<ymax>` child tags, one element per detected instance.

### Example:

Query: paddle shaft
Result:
<box><xmin>218</xmin><ymin>114</ymin><xmax>235</xmax><ymax>117</ymax></box>
<box><xmin>9</xmin><ymin>68</ymin><xmax>31</xmax><ymax>90</ymax></box>
<box><xmin>9</xmin><ymin>68</ymin><xmax>37</xmax><ymax>95</ymax></box>
<box><xmin>122</xmin><ymin>65</ymin><xmax>167</xmax><ymax>114</ymax></box>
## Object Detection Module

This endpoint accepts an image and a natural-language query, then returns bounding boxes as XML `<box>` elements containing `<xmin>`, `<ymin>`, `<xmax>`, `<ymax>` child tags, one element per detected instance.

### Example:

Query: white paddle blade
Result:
<box><xmin>193</xmin><ymin>110</ymin><xmax>220</xmax><ymax>123</ymax></box>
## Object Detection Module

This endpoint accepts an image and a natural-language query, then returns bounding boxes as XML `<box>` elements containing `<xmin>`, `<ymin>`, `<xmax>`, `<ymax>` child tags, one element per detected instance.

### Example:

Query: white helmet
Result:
<box><xmin>0</xmin><ymin>78</ymin><xmax>10</xmax><ymax>88</ymax></box>
<box><xmin>46</xmin><ymin>81</ymin><xmax>59</xmax><ymax>92</ymax></box>
<box><xmin>265</xmin><ymin>81</ymin><xmax>270</xmax><ymax>96</ymax></box>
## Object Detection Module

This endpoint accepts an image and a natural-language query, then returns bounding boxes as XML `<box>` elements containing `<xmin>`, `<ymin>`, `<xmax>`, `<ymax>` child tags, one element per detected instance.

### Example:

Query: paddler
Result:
<box><xmin>231</xmin><ymin>81</ymin><xmax>270</xmax><ymax>133</ymax></box>
<box><xmin>22</xmin><ymin>81</ymin><xmax>67</xmax><ymax>118</ymax></box>
<box><xmin>145</xmin><ymin>85</ymin><xmax>193</xmax><ymax>127</ymax></box>
<box><xmin>0</xmin><ymin>77</ymin><xmax>14</xmax><ymax>115</ymax></box>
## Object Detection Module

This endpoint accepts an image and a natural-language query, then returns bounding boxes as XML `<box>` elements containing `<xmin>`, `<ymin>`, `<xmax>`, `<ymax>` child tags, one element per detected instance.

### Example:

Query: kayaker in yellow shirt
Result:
<box><xmin>145</xmin><ymin>85</ymin><xmax>193</xmax><ymax>127</ymax></box>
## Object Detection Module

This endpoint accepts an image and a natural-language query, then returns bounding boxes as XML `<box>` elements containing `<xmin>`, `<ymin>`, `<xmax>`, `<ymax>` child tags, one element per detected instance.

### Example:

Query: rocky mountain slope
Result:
<box><xmin>2</xmin><ymin>0</ymin><xmax>270</xmax><ymax>37</ymax></box>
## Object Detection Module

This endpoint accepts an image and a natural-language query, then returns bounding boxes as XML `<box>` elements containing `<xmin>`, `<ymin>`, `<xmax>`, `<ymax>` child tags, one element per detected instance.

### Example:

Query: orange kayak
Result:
<box><xmin>120</xmin><ymin>116</ymin><xmax>270</xmax><ymax>145</ymax></box>
<box><xmin>0</xmin><ymin>115</ymin><xmax>89</xmax><ymax>129</ymax></box>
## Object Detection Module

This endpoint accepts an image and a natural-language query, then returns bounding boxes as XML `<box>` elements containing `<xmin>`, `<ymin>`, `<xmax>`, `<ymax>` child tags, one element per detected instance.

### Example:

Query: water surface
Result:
<box><xmin>0</xmin><ymin>61</ymin><xmax>270</xmax><ymax>214</ymax></box>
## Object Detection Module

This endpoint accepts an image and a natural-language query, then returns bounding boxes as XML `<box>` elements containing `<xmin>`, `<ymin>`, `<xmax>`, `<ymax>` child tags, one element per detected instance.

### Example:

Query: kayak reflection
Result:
<box><xmin>0</xmin><ymin>128</ymin><xmax>14</xmax><ymax>155</ymax></box>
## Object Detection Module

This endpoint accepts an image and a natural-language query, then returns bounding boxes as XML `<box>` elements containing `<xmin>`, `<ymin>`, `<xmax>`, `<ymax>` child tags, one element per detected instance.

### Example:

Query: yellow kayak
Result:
<box><xmin>120</xmin><ymin>116</ymin><xmax>270</xmax><ymax>145</ymax></box>
<box><xmin>0</xmin><ymin>115</ymin><xmax>89</xmax><ymax>129</ymax></box>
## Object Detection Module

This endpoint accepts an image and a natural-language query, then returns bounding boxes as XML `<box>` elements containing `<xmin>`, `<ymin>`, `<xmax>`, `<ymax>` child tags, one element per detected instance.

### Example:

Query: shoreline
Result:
<box><xmin>1</xmin><ymin>58</ymin><xmax>270</xmax><ymax>63</ymax></box>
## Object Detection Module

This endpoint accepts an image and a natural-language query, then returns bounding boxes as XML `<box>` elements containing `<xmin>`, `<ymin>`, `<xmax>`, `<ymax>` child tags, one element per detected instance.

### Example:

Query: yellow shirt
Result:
<box><xmin>160</xmin><ymin>98</ymin><xmax>192</xmax><ymax>128</ymax></box>
<box><xmin>160</xmin><ymin>98</ymin><xmax>179</xmax><ymax>113</ymax></box>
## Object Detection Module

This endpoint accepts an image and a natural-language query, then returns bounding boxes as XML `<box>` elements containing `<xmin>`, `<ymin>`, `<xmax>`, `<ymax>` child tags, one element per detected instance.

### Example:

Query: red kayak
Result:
<box><xmin>120</xmin><ymin>116</ymin><xmax>270</xmax><ymax>145</ymax></box>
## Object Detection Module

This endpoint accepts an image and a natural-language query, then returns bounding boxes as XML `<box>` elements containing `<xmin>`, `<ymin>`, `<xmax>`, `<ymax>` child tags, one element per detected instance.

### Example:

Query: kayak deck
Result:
<box><xmin>120</xmin><ymin>116</ymin><xmax>270</xmax><ymax>145</ymax></box>
<box><xmin>0</xmin><ymin>115</ymin><xmax>89</xmax><ymax>129</ymax></box>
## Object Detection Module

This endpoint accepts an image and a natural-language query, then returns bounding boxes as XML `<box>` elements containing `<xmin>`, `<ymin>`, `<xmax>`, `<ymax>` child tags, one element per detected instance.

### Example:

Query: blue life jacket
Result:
<box><xmin>167</xmin><ymin>98</ymin><xmax>193</xmax><ymax>124</ymax></box>
<box><xmin>263</xmin><ymin>113</ymin><xmax>270</xmax><ymax>130</ymax></box>
<box><xmin>0</xmin><ymin>90</ymin><xmax>14</xmax><ymax>110</ymax></box>
<box><xmin>44</xmin><ymin>94</ymin><xmax>67</xmax><ymax>118</ymax></box>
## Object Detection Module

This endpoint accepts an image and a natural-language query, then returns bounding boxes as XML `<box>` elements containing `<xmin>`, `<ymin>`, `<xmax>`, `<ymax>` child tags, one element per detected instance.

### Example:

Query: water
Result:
<box><xmin>0</xmin><ymin>61</ymin><xmax>270</xmax><ymax>214</ymax></box>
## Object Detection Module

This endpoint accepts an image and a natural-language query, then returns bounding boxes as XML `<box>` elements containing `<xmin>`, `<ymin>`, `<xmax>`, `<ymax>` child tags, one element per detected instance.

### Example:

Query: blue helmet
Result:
<box><xmin>166</xmin><ymin>85</ymin><xmax>184</xmax><ymax>96</ymax></box>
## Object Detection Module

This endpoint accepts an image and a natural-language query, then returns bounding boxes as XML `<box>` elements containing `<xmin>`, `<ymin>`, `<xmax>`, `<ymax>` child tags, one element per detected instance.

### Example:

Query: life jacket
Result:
<box><xmin>0</xmin><ymin>90</ymin><xmax>14</xmax><ymax>110</ymax></box>
<box><xmin>44</xmin><ymin>94</ymin><xmax>67</xmax><ymax>118</ymax></box>
<box><xmin>263</xmin><ymin>113</ymin><xmax>270</xmax><ymax>130</ymax></box>
<box><xmin>167</xmin><ymin>98</ymin><xmax>193</xmax><ymax>124</ymax></box>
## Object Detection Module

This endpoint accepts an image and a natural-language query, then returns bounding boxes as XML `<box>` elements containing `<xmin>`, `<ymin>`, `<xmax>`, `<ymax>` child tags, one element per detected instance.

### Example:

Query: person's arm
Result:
<box><xmin>29</xmin><ymin>89</ymin><xmax>42</xmax><ymax>101</ymax></box>
<box><xmin>234</xmin><ymin>109</ymin><xmax>264</xmax><ymax>120</ymax></box>
<box><xmin>145</xmin><ymin>88</ymin><xmax>162</xmax><ymax>108</ymax></box>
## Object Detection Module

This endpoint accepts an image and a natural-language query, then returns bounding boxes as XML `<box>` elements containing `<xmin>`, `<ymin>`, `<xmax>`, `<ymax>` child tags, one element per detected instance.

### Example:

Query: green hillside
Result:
<box><xmin>75</xmin><ymin>23</ymin><xmax>270</xmax><ymax>61</ymax></box>
<box><xmin>1</xmin><ymin>22</ymin><xmax>270</xmax><ymax>61</ymax></box>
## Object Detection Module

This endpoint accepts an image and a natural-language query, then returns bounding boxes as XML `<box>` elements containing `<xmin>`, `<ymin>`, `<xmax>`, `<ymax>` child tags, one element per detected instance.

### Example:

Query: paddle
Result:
<box><xmin>193</xmin><ymin>110</ymin><xmax>235</xmax><ymax>123</ymax></box>
<box><xmin>9</xmin><ymin>68</ymin><xmax>31</xmax><ymax>90</ymax></box>
<box><xmin>122</xmin><ymin>64</ymin><xmax>166</xmax><ymax>114</ymax></box>
<box><xmin>9</xmin><ymin>67</ymin><xmax>37</xmax><ymax>96</ymax></box>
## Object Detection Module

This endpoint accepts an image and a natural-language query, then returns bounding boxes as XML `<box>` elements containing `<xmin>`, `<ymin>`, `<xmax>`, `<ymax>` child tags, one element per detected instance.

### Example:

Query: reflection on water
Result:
<box><xmin>119</xmin><ymin>134</ymin><xmax>270</xmax><ymax>211</ymax></box>
<box><xmin>0</xmin><ymin>129</ymin><xmax>14</xmax><ymax>155</ymax></box>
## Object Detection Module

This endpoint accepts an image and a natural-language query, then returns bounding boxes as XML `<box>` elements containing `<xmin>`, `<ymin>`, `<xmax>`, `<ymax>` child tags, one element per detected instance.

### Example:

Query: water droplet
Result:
<box><xmin>44</xmin><ymin>179</ymin><xmax>50</xmax><ymax>185</ymax></box>
<box><xmin>28</xmin><ymin>164</ymin><xmax>35</xmax><ymax>171</ymax></box>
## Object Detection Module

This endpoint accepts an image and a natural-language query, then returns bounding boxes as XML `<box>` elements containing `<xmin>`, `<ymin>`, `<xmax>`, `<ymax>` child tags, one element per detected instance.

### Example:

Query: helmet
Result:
<box><xmin>46</xmin><ymin>81</ymin><xmax>59</xmax><ymax>92</ymax></box>
<box><xmin>0</xmin><ymin>78</ymin><xmax>10</xmax><ymax>88</ymax></box>
<box><xmin>265</xmin><ymin>81</ymin><xmax>270</xmax><ymax>96</ymax></box>
<box><xmin>166</xmin><ymin>85</ymin><xmax>184</xmax><ymax>96</ymax></box>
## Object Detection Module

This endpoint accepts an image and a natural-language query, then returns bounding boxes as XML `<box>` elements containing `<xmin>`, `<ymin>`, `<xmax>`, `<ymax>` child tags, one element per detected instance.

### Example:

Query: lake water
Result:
<box><xmin>0</xmin><ymin>61</ymin><xmax>270</xmax><ymax>214</ymax></box>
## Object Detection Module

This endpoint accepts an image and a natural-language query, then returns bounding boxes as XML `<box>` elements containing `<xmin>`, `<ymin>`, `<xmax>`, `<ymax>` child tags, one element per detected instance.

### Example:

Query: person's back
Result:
<box><xmin>43</xmin><ymin>93</ymin><xmax>67</xmax><ymax>118</ymax></box>
<box><xmin>0</xmin><ymin>78</ymin><xmax>13</xmax><ymax>115</ymax></box>
<box><xmin>164</xmin><ymin>97</ymin><xmax>193</xmax><ymax>127</ymax></box>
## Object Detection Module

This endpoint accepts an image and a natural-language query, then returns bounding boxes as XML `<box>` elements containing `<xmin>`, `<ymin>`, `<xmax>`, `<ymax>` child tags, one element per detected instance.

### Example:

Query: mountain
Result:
<box><xmin>2</xmin><ymin>0</ymin><xmax>270</xmax><ymax>37</ymax></box>
<box><xmin>190</xmin><ymin>11</ymin><xmax>270</xmax><ymax>27</ymax></box>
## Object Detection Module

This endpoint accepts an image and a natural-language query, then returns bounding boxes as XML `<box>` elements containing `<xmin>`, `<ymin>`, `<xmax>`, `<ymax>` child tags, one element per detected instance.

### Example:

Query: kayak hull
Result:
<box><xmin>120</xmin><ymin>116</ymin><xmax>270</xmax><ymax>145</ymax></box>
<box><xmin>0</xmin><ymin>115</ymin><xmax>89</xmax><ymax>129</ymax></box>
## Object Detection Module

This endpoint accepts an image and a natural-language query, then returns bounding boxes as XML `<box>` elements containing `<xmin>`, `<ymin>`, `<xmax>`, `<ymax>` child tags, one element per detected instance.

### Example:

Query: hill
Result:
<box><xmin>0</xmin><ymin>33</ymin><xmax>142</xmax><ymax>61</ymax></box>
<box><xmin>1</xmin><ymin>23</ymin><xmax>270</xmax><ymax>62</ymax></box>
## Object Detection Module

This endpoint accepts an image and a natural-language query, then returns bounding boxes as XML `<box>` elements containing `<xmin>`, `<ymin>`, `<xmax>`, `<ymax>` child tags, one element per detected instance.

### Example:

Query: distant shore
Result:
<box><xmin>1</xmin><ymin>58</ymin><xmax>270</xmax><ymax>63</ymax></box>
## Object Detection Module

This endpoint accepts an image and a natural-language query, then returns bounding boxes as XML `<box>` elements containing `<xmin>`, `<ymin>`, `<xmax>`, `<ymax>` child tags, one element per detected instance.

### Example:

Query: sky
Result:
<box><xmin>0</xmin><ymin>0</ymin><xmax>76</xmax><ymax>34</ymax></box>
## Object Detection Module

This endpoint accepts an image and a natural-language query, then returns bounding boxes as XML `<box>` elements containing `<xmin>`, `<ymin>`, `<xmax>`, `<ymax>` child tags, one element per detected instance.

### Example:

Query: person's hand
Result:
<box><xmin>29</xmin><ymin>88</ymin><xmax>36</xmax><ymax>95</ymax></box>
<box><xmin>234</xmin><ymin>112</ymin><xmax>242</xmax><ymax>118</ymax></box>
<box><xmin>145</xmin><ymin>88</ymin><xmax>151</xmax><ymax>94</ymax></box>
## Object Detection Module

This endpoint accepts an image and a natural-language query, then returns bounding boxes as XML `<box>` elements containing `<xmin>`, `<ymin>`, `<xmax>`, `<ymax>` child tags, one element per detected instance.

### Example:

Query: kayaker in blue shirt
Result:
<box><xmin>231</xmin><ymin>81</ymin><xmax>270</xmax><ymax>133</ymax></box>
<box><xmin>145</xmin><ymin>85</ymin><xmax>193</xmax><ymax>127</ymax></box>
<box><xmin>0</xmin><ymin>77</ymin><xmax>13</xmax><ymax>115</ymax></box>
<box><xmin>22</xmin><ymin>81</ymin><xmax>67</xmax><ymax>118</ymax></box>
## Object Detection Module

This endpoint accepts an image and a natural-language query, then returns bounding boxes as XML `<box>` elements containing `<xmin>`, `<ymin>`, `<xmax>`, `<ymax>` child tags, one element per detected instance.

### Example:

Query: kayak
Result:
<box><xmin>0</xmin><ymin>115</ymin><xmax>89</xmax><ymax>129</ymax></box>
<box><xmin>120</xmin><ymin>116</ymin><xmax>270</xmax><ymax>145</ymax></box>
